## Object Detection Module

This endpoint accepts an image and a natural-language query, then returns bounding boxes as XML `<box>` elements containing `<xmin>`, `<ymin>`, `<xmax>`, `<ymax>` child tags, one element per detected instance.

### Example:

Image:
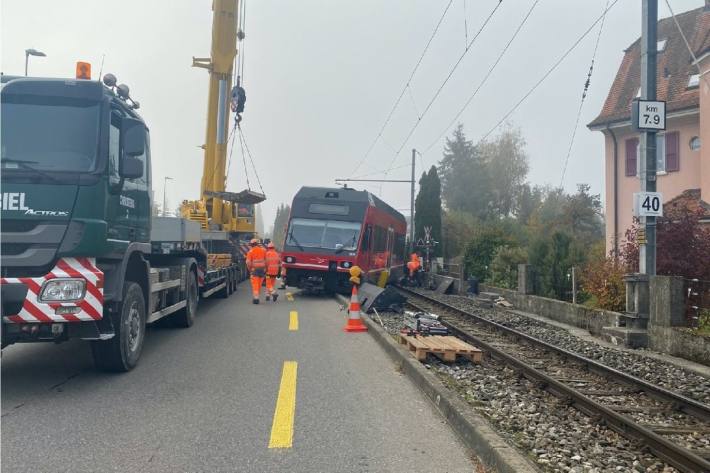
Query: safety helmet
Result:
<box><xmin>250</xmin><ymin>238</ymin><xmax>259</xmax><ymax>246</ymax></box>
<box><xmin>267</xmin><ymin>242</ymin><xmax>275</xmax><ymax>249</ymax></box>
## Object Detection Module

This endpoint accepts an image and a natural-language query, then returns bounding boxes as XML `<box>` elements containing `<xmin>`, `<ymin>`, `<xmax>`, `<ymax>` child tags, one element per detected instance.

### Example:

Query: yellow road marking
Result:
<box><xmin>289</xmin><ymin>311</ymin><xmax>299</xmax><ymax>331</ymax></box>
<box><xmin>286</xmin><ymin>292</ymin><xmax>294</xmax><ymax>302</ymax></box>
<box><xmin>269</xmin><ymin>361</ymin><xmax>298</xmax><ymax>449</ymax></box>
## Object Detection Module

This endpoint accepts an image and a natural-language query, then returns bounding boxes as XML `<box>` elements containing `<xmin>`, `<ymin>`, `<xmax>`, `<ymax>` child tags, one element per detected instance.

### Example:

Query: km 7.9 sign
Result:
<box><xmin>633</xmin><ymin>100</ymin><xmax>666</xmax><ymax>131</ymax></box>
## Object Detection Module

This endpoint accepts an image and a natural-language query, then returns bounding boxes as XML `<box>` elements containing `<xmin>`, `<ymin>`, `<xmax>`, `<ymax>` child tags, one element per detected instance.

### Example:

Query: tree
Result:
<box><xmin>528</xmin><ymin>231</ymin><xmax>585</xmax><ymax>300</ymax></box>
<box><xmin>516</xmin><ymin>183</ymin><xmax>546</xmax><ymax>225</ymax></box>
<box><xmin>414</xmin><ymin>166</ymin><xmax>442</xmax><ymax>256</ymax></box>
<box><xmin>463</xmin><ymin>225</ymin><xmax>513</xmax><ymax>281</ymax></box>
<box><xmin>438</xmin><ymin>125</ymin><xmax>529</xmax><ymax>221</ymax></box>
<box><xmin>442</xmin><ymin>210</ymin><xmax>479</xmax><ymax>259</ymax></box>
<box><xmin>271</xmin><ymin>203</ymin><xmax>291</xmax><ymax>250</ymax></box>
<box><xmin>489</xmin><ymin>245</ymin><xmax>527</xmax><ymax>289</ymax></box>
<box><xmin>438</xmin><ymin>124</ymin><xmax>493</xmax><ymax>220</ymax></box>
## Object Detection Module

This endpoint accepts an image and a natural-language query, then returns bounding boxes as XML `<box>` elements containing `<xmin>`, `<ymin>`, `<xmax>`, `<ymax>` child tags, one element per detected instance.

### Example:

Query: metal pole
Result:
<box><xmin>163</xmin><ymin>176</ymin><xmax>172</xmax><ymax>216</ymax></box>
<box><xmin>640</xmin><ymin>0</ymin><xmax>658</xmax><ymax>275</ymax></box>
<box><xmin>410</xmin><ymin>148</ymin><xmax>416</xmax><ymax>253</ymax></box>
<box><xmin>24</xmin><ymin>52</ymin><xmax>29</xmax><ymax>76</ymax></box>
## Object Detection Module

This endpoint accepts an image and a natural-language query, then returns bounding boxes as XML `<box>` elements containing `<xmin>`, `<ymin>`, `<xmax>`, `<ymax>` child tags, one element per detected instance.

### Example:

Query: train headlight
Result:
<box><xmin>285</xmin><ymin>256</ymin><xmax>295</xmax><ymax>264</ymax></box>
<box><xmin>39</xmin><ymin>279</ymin><xmax>86</xmax><ymax>302</ymax></box>
<box><xmin>341</xmin><ymin>261</ymin><xmax>352</xmax><ymax>269</ymax></box>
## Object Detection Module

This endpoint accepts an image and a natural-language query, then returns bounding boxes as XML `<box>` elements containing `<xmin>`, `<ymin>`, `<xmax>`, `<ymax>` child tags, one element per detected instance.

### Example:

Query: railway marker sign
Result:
<box><xmin>632</xmin><ymin>99</ymin><xmax>666</xmax><ymax>131</ymax></box>
<box><xmin>633</xmin><ymin>192</ymin><xmax>663</xmax><ymax>217</ymax></box>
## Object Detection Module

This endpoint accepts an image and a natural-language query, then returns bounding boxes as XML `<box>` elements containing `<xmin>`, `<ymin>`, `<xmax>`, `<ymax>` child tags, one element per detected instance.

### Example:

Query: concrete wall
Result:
<box><xmin>480</xmin><ymin>284</ymin><xmax>620</xmax><ymax>336</ymax></box>
<box><xmin>648</xmin><ymin>275</ymin><xmax>710</xmax><ymax>366</ymax></box>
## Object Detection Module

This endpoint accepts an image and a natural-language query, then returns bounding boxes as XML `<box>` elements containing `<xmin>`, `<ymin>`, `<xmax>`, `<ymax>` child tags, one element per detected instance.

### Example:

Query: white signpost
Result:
<box><xmin>633</xmin><ymin>192</ymin><xmax>663</xmax><ymax>217</ymax></box>
<box><xmin>633</xmin><ymin>100</ymin><xmax>666</xmax><ymax>131</ymax></box>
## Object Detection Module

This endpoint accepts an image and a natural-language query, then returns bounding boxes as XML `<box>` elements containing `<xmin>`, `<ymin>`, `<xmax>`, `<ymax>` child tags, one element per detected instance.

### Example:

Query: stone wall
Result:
<box><xmin>648</xmin><ymin>326</ymin><xmax>710</xmax><ymax>366</ymax></box>
<box><xmin>480</xmin><ymin>284</ymin><xmax>620</xmax><ymax>336</ymax></box>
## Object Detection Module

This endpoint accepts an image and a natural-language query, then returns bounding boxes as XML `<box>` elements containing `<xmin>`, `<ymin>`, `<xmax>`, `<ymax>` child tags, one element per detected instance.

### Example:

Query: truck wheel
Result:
<box><xmin>91</xmin><ymin>282</ymin><xmax>146</xmax><ymax>372</ymax></box>
<box><xmin>227</xmin><ymin>272</ymin><xmax>234</xmax><ymax>296</ymax></box>
<box><xmin>173</xmin><ymin>270</ymin><xmax>198</xmax><ymax>328</ymax></box>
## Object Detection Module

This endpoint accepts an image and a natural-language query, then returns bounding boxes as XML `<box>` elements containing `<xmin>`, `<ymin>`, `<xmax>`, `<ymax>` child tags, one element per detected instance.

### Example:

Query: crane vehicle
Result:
<box><xmin>281</xmin><ymin>187</ymin><xmax>406</xmax><ymax>293</ymax></box>
<box><xmin>0</xmin><ymin>0</ymin><xmax>262</xmax><ymax>371</ymax></box>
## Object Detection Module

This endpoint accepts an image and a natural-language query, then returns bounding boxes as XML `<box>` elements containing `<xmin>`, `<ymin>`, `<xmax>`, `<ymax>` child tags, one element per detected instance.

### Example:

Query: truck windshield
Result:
<box><xmin>1</xmin><ymin>97</ymin><xmax>100</xmax><ymax>172</ymax></box>
<box><xmin>287</xmin><ymin>218</ymin><xmax>361</xmax><ymax>251</ymax></box>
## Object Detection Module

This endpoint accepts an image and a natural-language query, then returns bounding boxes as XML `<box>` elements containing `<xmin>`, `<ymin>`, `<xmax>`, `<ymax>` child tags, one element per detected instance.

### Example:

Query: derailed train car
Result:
<box><xmin>281</xmin><ymin>187</ymin><xmax>406</xmax><ymax>293</ymax></box>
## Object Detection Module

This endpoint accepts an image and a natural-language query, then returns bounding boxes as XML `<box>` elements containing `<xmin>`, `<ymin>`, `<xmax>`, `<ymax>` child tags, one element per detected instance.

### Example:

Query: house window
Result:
<box><xmin>657</xmin><ymin>39</ymin><xmax>667</xmax><ymax>51</ymax></box>
<box><xmin>689</xmin><ymin>136</ymin><xmax>701</xmax><ymax>151</ymax></box>
<box><xmin>688</xmin><ymin>74</ymin><xmax>700</xmax><ymax>88</ymax></box>
<box><xmin>635</xmin><ymin>87</ymin><xmax>641</xmax><ymax>98</ymax></box>
<box><xmin>626</xmin><ymin>132</ymin><xmax>679</xmax><ymax>176</ymax></box>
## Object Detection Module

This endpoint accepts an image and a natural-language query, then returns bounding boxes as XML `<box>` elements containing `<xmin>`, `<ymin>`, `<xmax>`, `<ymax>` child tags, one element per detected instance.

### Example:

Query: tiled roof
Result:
<box><xmin>588</xmin><ymin>5</ymin><xmax>709</xmax><ymax>128</ymax></box>
<box><xmin>665</xmin><ymin>189</ymin><xmax>710</xmax><ymax>217</ymax></box>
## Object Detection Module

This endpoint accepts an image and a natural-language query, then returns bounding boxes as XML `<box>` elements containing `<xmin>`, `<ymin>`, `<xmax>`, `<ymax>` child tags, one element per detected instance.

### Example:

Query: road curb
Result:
<box><xmin>335</xmin><ymin>293</ymin><xmax>538</xmax><ymax>473</ymax></box>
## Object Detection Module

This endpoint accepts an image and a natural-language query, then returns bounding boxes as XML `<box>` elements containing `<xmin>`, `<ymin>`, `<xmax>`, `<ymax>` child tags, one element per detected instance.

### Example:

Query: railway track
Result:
<box><xmin>398</xmin><ymin>287</ymin><xmax>710</xmax><ymax>473</ymax></box>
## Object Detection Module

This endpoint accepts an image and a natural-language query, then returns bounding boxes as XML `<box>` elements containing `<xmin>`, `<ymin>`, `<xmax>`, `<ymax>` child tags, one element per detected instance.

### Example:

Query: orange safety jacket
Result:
<box><xmin>265</xmin><ymin>249</ymin><xmax>281</xmax><ymax>276</ymax></box>
<box><xmin>246</xmin><ymin>246</ymin><xmax>267</xmax><ymax>275</ymax></box>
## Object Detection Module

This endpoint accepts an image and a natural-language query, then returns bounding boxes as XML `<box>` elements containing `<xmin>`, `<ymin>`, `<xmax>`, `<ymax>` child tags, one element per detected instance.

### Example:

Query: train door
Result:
<box><xmin>385</xmin><ymin>227</ymin><xmax>394</xmax><ymax>267</ymax></box>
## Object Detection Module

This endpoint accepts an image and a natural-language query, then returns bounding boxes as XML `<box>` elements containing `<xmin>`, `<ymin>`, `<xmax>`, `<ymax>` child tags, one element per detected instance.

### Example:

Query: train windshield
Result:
<box><xmin>287</xmin><ymin>218</ymin><xmax>361</xmax><ymax>251</ymax></box>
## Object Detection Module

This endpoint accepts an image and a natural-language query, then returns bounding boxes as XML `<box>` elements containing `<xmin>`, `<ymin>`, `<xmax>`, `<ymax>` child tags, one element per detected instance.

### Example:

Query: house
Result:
<box><xmin>588</xmin><ymin>2</ymin><xmax>710</xmax><ymax>256</ymax></box>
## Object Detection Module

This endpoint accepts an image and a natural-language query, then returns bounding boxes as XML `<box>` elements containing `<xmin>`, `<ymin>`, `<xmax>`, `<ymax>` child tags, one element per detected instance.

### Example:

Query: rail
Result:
<box><xmin>397</xmin><ymin>286</ymin><xmax>710</xmax><ymax>473</ymax></box>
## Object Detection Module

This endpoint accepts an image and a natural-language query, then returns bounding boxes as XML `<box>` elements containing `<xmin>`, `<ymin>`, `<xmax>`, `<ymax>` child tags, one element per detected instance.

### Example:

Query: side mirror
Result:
<box><xmin>120</xmin><ymin>156</ymin><xmax>143</xmax><ymax>179</ymax></box>
<box><xmin>121</xmin><ymin>118</ymin><xmax>145</xmax><ymax>157</ymax></box>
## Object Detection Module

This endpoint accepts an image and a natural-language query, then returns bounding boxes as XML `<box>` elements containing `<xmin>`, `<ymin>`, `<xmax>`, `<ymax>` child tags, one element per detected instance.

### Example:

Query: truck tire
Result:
<box><xmin>172</xmin><ymin>270</ymin><xmax>198</xmax><ymax>328</ymax></box>
<box><xmin>227</xmin><ymin>272</ymin><xmax>234</xmax><ymax>296</ymax></box>
<box><xmin>91</xmin><ymin>282</ymin><xmax>146</xmax><ymax>372</ymax></box>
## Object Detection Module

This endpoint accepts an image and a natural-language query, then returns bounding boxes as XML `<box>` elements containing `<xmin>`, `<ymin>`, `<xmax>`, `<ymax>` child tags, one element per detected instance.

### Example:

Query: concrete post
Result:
<box><xmin>649</xmin><ymin>275</ymin><xmax>686</xmax><ymax>328</ymax></box>
<box><xmin>517</xmin><ymin>264</ymin><xmax>535</xmax><ymax>295</ymax></box>
<box><xmin>624</xmin><ymin>273</ymin><xmax>650</xmax><ymax>328</ymax></box>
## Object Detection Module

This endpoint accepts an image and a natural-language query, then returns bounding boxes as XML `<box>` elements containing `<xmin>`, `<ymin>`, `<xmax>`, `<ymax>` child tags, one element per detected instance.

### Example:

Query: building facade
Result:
<box><xmin>588</xmin><ymin>4</ymin><xmax>710</xmax><ymax>255</ymax></box>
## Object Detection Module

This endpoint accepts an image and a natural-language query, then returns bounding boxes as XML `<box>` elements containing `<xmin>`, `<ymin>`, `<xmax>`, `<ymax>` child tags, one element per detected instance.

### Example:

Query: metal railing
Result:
<box><xmin>684</xmin><ymin>278</ymin><xmax>710</xmax><ymax>329</ymax></box>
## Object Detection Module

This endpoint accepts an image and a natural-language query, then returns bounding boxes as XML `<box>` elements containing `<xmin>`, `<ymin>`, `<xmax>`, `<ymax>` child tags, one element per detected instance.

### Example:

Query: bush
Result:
<box><xmin>489</xmin><ymin>246</ymin><xmax>527</xmax><ymax>289</ymax></box>
<box><xmin>463</xmin><ymin>227</ymin><xmax>513</xmax><ymax>281</ymax></box>
<box><xmin>580</xmin><ymin>256</ymin><xmax>626</xmax><ymax>312</ymax></box>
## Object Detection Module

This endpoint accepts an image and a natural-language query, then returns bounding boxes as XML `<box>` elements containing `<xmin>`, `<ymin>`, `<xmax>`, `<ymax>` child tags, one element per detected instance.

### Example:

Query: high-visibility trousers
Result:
<box><xmin>250</xmin><ymin>275</ymin><xmax>264</xmax><ymax>299</ymax></box>
<box><xmin>265</xmin><ymin>275</ymin><xmax>277</xmax><ymax>294</ymax></box>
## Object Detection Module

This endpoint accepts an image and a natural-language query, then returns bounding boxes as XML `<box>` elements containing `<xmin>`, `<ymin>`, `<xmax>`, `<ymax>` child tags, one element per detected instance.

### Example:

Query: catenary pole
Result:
<box><xmin>639</xmin><ymin>0</ymin><xmax>658</xmax><ymax>275</ymax></box>
<box><xmin>411</xmin><ymin>149</ymin><xmax>416</xmax><ymax>252</ymax></box>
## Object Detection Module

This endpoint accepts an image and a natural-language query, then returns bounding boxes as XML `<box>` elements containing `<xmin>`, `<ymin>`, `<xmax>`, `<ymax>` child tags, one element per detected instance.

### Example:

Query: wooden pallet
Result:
<box><xmin>398</xmin><ymin>334</ymin><xmax>483</xmax><ymax>363</ymax></box>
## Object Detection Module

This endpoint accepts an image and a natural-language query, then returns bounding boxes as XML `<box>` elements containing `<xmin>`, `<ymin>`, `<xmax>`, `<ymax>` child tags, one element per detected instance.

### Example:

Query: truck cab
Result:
<box><xmin>2</xmin><ymin>73</ymin><xmax>162</xmax><ymax>370</ymax></box>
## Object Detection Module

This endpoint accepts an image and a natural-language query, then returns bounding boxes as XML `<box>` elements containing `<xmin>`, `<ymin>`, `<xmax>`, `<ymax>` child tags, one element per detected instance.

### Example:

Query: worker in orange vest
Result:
<box><xmin>246</xmin><ymin>238</ymin><xmax>267</xmax><ymax>304</ymax></box>
<box><xmin>265</xmin><ymin>242</ymin><xmax>281</xmax><ymax>302</ymax></box>
<box><xmin>406</xmin><ymin>252</ymin><xmax>422</xmax><ymax>286</ymax></box>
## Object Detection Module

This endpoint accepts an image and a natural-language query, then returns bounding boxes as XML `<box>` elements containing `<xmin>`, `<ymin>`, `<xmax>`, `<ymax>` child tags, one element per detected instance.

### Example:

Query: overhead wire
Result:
<box><xmin>559</xmin><ymin>0</ymin><xmax>609</xmax><ymax>187</ymax></box>
<box><xmin>349</xmin><ymin>0</ymin><xmax>454</xmax><ymax>177</ymax></box>
<box><xmin>382</xmin><ymin>0</ymin><xmax>504</xmax><ymax>178</ymax></box>
<box><xmin>423</xmin><ymin>0</ymin><xmax>540</xmax><ymax>154</ymax></box>
<box><xmin>479</xmin><ymin>0</ymin><xmax>620</xmax><ymax>143</ymax></box>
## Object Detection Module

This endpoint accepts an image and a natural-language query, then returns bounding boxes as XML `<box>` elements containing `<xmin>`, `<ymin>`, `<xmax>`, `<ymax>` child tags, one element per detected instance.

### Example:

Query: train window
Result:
<box><xmin>308</xmin><ymin>203</ymin><xmax>349</xmax><ymax>216</ymax></box>
<box><xmin>287</xmin><ymin>218</ymin><xmax>361</xmax><ymax>250</ymax></box>
<box><xmin>361</xmin><ymin>226</ymin><xmax>371</xmax><ymax>250</ymax></box>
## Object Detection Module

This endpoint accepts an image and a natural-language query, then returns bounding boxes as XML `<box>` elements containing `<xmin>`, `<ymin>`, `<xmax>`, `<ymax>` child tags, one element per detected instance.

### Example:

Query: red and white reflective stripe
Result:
<box><xmin>197</xmin><ymin>266</ymin><xmax>206</xmax><ymax>286</ymax></box>
<box><xmin>1</xmin><ymin>257</ymin><xmax>104</xmax><ymax>324</ymax></box>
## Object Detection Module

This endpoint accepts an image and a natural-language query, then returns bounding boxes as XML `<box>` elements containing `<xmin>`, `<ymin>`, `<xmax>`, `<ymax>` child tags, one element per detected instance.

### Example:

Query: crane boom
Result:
<box><xmin>183</xmin><ymin>0</ymin><xmax>264</xmax><ymax>234</ymax></box>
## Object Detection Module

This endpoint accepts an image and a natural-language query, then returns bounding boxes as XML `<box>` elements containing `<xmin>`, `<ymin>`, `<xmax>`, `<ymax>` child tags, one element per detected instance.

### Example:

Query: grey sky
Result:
<box><xmin>1</xmin><ymin>0</ymin><xmax>703</xmax><ymax>230</ymax></box>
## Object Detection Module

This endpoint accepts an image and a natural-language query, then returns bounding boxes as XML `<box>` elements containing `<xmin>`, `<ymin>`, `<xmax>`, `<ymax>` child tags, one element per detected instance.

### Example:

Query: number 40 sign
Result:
<box><xmin>633</xmin><ymin>192</ymin><xmax>663</xmax><ymax>217</ymax></box>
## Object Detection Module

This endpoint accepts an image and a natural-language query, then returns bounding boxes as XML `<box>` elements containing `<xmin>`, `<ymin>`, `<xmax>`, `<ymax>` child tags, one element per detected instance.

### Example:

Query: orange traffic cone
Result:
<box><xmin>343</xmin><ymin>284</ymin><xmax>368</xmax><ymax>333</ymax></box>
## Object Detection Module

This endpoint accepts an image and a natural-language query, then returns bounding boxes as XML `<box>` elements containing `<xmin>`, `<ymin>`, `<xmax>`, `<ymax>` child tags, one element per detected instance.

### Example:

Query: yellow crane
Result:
<box><xmin>182</xmin><ymin>0</ymin><xmax>265</xmax><ymax>235</ymax></box>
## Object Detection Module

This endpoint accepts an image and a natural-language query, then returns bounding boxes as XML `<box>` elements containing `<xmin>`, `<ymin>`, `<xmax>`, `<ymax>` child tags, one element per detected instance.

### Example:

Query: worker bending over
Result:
<box><xmin>406</xmin><ymin>252</ymin><xmax>422</xmax><ymax>286</ymax></box>
<box><xmin>246</xmin><ymin>239</ymin><xmax>267</xmax><ymax>304</ymax></box>
<box><xmin>265</xmin><ymin>242</ymin><xmax>281</xmax><ymax>302</ymax></box>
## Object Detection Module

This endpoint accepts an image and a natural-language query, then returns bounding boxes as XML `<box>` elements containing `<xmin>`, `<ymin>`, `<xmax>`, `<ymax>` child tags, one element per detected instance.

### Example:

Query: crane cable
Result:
<box><xmin>559</xmin><ymin>0</ymin><xmax>609</xmax><ymax>187</ymax></box>
<box><xmin>238</xmin><ymin>123</ymin><xmax>265</xmax><ymax>195</ymax></box>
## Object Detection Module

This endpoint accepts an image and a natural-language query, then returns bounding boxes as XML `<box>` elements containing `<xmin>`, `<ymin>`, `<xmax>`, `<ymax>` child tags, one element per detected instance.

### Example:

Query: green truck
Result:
<box><xmin>1</xmin><ymin>73</ymin><xmax>242</xmax><ymax>371</ymax></box>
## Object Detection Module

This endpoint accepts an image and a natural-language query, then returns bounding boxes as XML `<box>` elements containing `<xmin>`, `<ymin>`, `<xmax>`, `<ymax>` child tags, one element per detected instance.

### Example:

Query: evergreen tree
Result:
<box><xmin>271</xmin><ymin>203</ymin><xmax>291</xmax><ymax>250</ymax></box>
<box><xmin>414</xmin><ymin>166</ymin><xmax>442</xmax><ymax>256</ymax></box>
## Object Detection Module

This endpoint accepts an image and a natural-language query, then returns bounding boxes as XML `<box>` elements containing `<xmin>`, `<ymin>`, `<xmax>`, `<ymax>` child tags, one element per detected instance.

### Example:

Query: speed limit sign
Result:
<box><xmin>633</xmin><ymin>192</ymin><xmax>663</xmax><ymax>217</ymax></box>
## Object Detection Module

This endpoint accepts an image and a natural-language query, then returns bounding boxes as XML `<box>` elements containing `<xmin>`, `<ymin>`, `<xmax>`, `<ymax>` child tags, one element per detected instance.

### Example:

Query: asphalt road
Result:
<box><xmin>2</xmin><ymin>284</ymin><xmax>474</xmax><ymax>473</ymax></box>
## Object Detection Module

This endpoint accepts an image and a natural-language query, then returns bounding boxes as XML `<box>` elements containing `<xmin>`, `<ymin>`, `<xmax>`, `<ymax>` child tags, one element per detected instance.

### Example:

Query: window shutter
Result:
<box><xmin>665</xmin><ymin>131</ymin><xmax>680</xmax><ymax>172</ymax></box>
<box><xmin>625</xmin><ymin>138</ymin><xmax>639</xmax><ymax>176</ymax></box>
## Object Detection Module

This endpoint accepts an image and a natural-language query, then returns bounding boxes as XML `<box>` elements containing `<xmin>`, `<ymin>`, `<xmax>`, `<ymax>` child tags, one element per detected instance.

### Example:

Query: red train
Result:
<box><xmin>281</xmin><ymin>186</ymin><xmax>407</xmax><ymax>293</ymax></box>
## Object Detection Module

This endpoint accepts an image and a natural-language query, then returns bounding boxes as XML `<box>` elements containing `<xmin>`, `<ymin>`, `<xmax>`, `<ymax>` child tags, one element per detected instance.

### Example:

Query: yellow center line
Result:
<box><xmin>269</xmin><ymin>361</ymin><xmax>298</xmax><ymax>449</ymax></box>
<box><xmin>286</xmin><ymin>292</ymin><xmax>294</xmax><ymax>302</ymax></box>
<box><xmin>289</xmin><ymin>311</ymin><xmax>299</xmax><ymax>331</ymax></box>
